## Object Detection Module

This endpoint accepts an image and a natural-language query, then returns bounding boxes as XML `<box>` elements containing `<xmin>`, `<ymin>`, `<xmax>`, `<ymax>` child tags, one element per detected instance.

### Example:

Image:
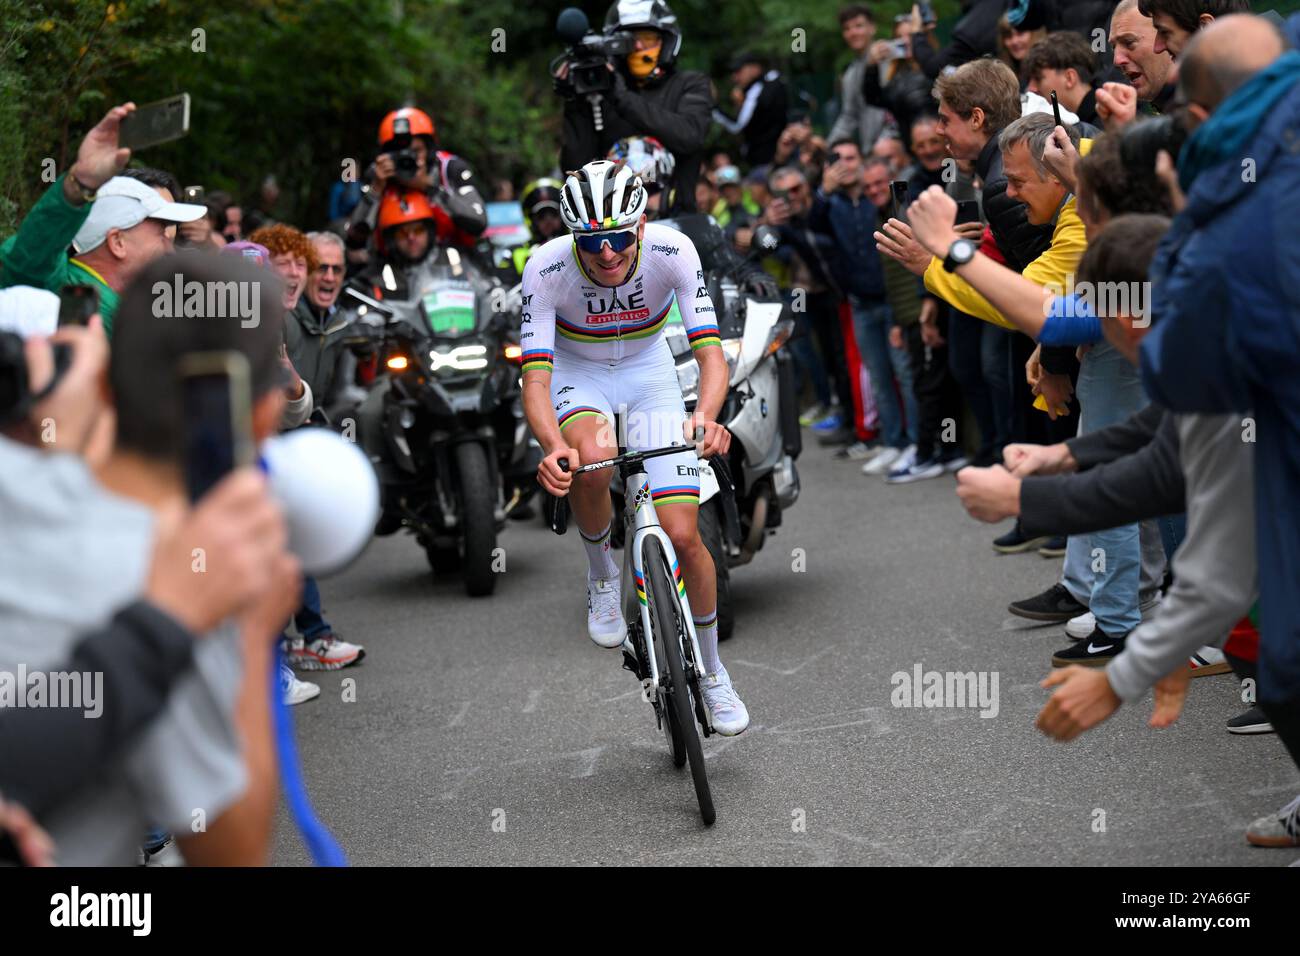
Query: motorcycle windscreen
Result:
<box><xmin>420</xmin><ymin>282</ymin><xmax>478</xmax><ymax>337</ymax></box>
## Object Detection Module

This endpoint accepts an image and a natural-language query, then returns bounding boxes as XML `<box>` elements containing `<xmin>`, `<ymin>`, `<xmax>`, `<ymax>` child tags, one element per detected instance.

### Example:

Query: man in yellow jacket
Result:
<box><xmin>876</xmin><ymin>114</ymin><xmax>1090</xmax><ymax>417</ymax></box>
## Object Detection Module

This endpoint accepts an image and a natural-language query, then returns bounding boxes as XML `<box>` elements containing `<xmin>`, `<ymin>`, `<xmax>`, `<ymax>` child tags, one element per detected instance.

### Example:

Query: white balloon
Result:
<box><xmin>260</xmin><ymin>428</ymin><xmax>380</xmax><ymax>576</ymax></box>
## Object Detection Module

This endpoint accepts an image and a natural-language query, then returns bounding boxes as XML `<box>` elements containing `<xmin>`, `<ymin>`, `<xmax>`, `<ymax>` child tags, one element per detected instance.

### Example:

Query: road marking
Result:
<box><xmin>522</xmin><ymin>689</ymin><xmax>542</xmax><ymax>713</ymax></box>
<box><xmin>729</xmin><ymin>645</ymin><xmax>834</xmax><ymax>676</ymax></box>
<box><xmin>447</xmin><ymin>701</ymin><xmax>471</xmax><ymax>728</ymax></box>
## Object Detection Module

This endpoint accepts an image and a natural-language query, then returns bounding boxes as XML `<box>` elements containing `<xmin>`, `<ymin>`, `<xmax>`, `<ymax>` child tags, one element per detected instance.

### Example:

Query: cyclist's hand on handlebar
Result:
<box><xmin>686</xmin><ymin>417</ymin><xmax>731</xmax><ymax>458</ymax></box>
<box><xmin>539</xmin><ymin>447</ymin><xmax>580</xmax><ymax>496</ymax></box>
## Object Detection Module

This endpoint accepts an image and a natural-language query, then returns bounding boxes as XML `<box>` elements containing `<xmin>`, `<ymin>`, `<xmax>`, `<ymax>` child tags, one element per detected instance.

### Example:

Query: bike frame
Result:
<box><xmin>619</xmin><ymin>460</ymin><xmax>709</xmax><ymax>701</ymax></box>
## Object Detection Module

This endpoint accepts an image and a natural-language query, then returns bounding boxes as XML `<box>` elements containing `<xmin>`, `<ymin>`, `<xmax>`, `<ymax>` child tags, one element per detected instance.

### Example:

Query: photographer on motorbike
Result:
<box><xmin>346</xmin><ymin>107</ymin><xmax>487</xmax><ymax>260</ymax></box>
<box><xmin>555</xmin><ymin>0</ymin><xmax>712</xmax><ymax>215</ymax></box>
<box><xmin>349</xmin><ymin>188</ymin><xmax>444</xmax><ymax>300</ymax></box>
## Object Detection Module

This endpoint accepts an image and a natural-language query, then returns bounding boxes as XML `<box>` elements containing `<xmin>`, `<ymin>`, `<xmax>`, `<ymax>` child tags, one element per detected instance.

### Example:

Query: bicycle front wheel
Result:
<box><xmin>644</xmin><ymin>536</ymin><xmax>716</xmax><ymax>826</ymax></box>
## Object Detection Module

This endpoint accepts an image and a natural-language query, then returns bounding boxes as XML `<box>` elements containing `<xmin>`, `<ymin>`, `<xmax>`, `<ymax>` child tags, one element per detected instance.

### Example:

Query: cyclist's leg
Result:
<box><xmin>551</xmin><ymin>366</ymin><xmax>618</xmax><ymax>570</ymax></box>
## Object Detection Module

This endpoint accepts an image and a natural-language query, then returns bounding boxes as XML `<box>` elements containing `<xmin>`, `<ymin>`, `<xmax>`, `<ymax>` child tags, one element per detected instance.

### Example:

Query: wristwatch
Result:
<box><xmin>69</xmin><ymin>172</ymin><xmax>98</xmax><ymax>204</ymax></box>
<box><xmin>943</xmin><ymin>238</ymin><xmax>976</xmax><ymax>272</ymax></box>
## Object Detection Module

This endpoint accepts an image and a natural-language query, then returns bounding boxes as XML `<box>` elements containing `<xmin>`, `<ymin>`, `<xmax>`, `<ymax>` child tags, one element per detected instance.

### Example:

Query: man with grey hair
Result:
<box><xmin>760</xmin><ymin>164</ymin><xmax>855</xmax><ymax>442</ymax></box>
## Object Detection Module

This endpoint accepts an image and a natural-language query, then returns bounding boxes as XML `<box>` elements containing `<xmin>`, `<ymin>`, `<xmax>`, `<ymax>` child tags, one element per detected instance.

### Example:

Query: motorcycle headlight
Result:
<box><xmin>428</xmin><ymin>343</ymin><xmax>489</xmax><ymax>372</ymax></box>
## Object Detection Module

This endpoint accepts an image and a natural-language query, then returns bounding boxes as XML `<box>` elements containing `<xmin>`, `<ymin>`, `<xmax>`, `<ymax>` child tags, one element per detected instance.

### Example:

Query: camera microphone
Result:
<box><xmin>556</xmin><ymin>7</ymin><xmax>589</xmax><ymax>44</ymax></box>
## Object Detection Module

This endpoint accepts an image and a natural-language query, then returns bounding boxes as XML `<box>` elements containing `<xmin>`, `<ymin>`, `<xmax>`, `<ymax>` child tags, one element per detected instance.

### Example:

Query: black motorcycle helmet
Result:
<box><xmin>604</xmin><ymin>0</ymin><xmax>683</xmax><ymax>71</ymax></box>
<box><xmin>520</xmin><ymin>177</ymin><xmax>565</xmax><ymax>242</ymax></box>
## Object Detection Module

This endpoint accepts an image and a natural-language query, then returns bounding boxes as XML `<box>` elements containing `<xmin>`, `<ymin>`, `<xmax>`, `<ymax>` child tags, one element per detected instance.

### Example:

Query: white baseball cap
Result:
<box><xmin>1021</xmin><ymin>91</ymin><xmax>1080</xmax><ymax>127</ymax></box>
<box><xmin>72</xmin><ymin>175</ymin><xmax>206</xmax><ymax>254</ymax></box>
<box><xmin>0</xmin><ymin>286</ymin><xmax>60</xmax><ymax>340</ymax></box>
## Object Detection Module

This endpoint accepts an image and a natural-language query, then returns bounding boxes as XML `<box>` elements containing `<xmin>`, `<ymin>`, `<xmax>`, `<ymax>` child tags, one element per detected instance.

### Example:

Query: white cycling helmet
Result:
<box><xmin>559</xmin><ymin>160</ymin><xmax>647</xmax><ymax>233</ymax></box>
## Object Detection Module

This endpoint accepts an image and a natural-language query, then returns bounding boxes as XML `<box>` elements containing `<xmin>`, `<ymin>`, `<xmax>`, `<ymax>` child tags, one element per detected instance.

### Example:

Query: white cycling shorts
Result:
<box><xmin>550</xmin><ymin>338</ymin><xmax>701</xmax><ymax>508</ymax></box>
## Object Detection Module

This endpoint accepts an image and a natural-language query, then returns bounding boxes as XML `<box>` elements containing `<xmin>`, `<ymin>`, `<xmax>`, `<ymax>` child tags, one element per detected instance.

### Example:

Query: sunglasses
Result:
<box><xmin>575</xmin><ymin>229</ymin><xmax>638</xmax><ymax>254</ymax></box>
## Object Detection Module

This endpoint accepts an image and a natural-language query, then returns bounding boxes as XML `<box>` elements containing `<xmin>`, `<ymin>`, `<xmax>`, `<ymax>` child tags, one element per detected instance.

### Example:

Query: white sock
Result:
<box><xmin>580</xmin><ymin>521</ymin><xmax>620</xmax><ymax>581</ymax></box>
<box><xmin>694</xmin><ymin>610</ymin><xmax>721</xmax><ymax>674</ymax></box>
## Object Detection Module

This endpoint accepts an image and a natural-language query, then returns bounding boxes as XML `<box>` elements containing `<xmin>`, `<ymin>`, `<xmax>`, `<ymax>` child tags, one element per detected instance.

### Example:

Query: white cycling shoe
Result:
<box><xmin>587</xmin><ymin>575</ymin><xmax>627</xmax><ymax>649</ymax></box>
<box><xmin>699</xmin><ymin>666</ymin><xmax>750</xmax><ymax>736</ymax></box>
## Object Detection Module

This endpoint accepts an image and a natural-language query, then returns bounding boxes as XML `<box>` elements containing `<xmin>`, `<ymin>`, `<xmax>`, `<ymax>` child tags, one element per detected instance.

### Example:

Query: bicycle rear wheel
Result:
<box><xmin>644</xmin><ymin>537</ymin><xmax>716</xmax><ymax>826</ymax></box>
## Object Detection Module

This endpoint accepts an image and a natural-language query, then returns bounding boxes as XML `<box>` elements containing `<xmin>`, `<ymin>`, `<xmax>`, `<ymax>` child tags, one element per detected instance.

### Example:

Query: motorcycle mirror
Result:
<box><xmin>343</xmin><ymin>286</ymin><xmax>396</xmax><ymax>320</ymax></box>
<box><xmin>751</xmin><ymin>224</ymin><xmax>781</xmax><ymax>255</ymax></box>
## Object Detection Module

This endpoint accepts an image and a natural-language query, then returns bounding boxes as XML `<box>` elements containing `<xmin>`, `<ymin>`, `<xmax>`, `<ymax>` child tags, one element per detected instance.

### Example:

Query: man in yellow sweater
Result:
<box><xmin>875</xmin><ymin>114</ymin><xmax>1088</xmax><ymax>418</ymax></box>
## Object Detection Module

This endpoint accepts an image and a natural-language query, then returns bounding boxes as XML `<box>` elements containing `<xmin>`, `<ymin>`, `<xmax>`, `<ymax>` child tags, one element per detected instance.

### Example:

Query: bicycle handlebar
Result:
<box><xmin>557</xmin><ymin>443</ymin><xmax>694</xmax><ymax>476</ymax></box>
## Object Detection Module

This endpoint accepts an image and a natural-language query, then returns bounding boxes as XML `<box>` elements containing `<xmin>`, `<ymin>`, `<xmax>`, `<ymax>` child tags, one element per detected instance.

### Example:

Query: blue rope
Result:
<box><xmin>271</xmin><ymin>643</ymin><xmax>347</xmax><ymax>866</ymax></box>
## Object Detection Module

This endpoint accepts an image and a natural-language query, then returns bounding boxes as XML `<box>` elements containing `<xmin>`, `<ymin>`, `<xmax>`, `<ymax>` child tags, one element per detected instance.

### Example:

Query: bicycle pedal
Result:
<box><xmin>621</xmin><ymin>648</ymin><xmax>644</xmax><ymax>680</ymax></box>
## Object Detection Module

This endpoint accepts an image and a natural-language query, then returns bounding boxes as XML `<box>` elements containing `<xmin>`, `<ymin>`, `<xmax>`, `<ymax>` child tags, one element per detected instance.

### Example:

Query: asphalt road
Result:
<box><xmin>272</xmin><ymin>444</ymin><xmax>1300</xmax><ymax>866</ymax></box>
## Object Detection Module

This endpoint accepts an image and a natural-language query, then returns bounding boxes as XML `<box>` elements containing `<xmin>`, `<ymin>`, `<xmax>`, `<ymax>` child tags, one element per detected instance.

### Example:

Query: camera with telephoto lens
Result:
<box><xmin>1120</xmin><ymin>112</ymin><xmax>1189</xmax><ymax>178</ymax></box>
<box><xmin>553</xmin><ymin>6</ymin><xmax>635</xmax><ymax>99</ymax></box>
<box><xmin>381</xmin><ymin>115</ymin><xmax>424</xmax><ymax>184</ymax></box>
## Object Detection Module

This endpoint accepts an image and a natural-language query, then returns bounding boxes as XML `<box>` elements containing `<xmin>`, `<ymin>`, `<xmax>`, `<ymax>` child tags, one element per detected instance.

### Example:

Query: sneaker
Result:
<box><xmin>835</xmin><ymin>441</ymin><xmax>881</xmax><ymax>461</ymax></box>
<box><xmin>288</xmin><ymin>632</ymin><xmax>365</xmax><ymax>671</ymax></box>
<box><xmin>280</xmin><ymin>662</ymin><xmax>320</xmax><ymax>705</ymax></box>
<box><xmin>587</xmin><ymin>574</ymin><xmax>627</xmax><ymax>648</ymax></box>
<box><xmin>1065</xmin><ymin>611</ymin><xmax>1095</xmax><ymax>640</ymax></box>
<box><xmin>861</xmin><ymin>445</ymin><xmax>903</xmax><ymax>476</ymax></box>
<box><xmin>1037</xmin><ymin>535</ymin><xmax>1068</xmax><ymax>558</ymax></box>
<box><xmin>993</xmin><ymin>521</ymin><xmax>1052</xmax><ymax>554</ymax></box>
<box><xmin>1246</xmin><ymin>794</ymin><xmax>1300</xmax><ymax>847</ymax></box>
<box><xmin>939</xmin><ymin>453</ymin><xmax>969</xmax><ymax>472</ymax></box>
<box><xmin>885</xmin><ymin>452</ymin><xmax>944</xmax><ymax>485</ymax></box>
<box><xmin>798</xmin><ymin>402</ymin><xmax>828</xmax><ymax>427</ymax></box>
<box><xmin>815</xmin><ymin>425</ymin><xmax>855</xmax><ymax>446</ymax></box>
<box><xmin>699</xmin><ymin>666</ymin><xmax>750</xmax><ymax>736</ymax></box>
<box><xmin>811</xmin><ymin>412</ymin><xmax>843</xmax><ymax>433</ymax></box>
<box><xmin>1051</xmin><ymin>625</ymin><xmax>1128</xmax><ymax>667</ymax></box>
<box><xmin>1188</xmin><ymin>646</ymin><xmax>1232</xmax><ymax>678</ymax></box>
<box><xmin>1227</xmin><ymin>706</ymin><xmax>1274</xmax><ymax>735</ymax></box>
<box><xmin>1009</xmin><ymin>583</ymin><xmax>1088</xmax><ymax>622</ymax></box>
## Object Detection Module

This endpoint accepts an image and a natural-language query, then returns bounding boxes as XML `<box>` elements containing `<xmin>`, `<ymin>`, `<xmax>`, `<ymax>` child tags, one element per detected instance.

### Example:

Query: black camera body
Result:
<box><xmin>1</xmin><ymin>331</ymin><xmax>70</xmax><ymax>427</ymax></box>
<box><xmin>1120</xmin><ymin>113</ymin><xmax>1189</xmax><ymax>178</ymax></box>
<box><xmin>385</xmin><ymin>146</ymin><xmax>422</xmax><ymax>183</ymax></box>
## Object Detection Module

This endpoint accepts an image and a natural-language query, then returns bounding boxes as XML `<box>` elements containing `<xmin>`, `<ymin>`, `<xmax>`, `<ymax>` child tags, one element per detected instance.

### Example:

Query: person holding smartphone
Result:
<box><xmin>0</xmin><ymin>104</ymin><xmax>206</xmax><ymax>339</ymax></box>
<box><xmin>0</xmin><ymin>251</ymin><xmax>297</xmax><ymax>865</ymax></box>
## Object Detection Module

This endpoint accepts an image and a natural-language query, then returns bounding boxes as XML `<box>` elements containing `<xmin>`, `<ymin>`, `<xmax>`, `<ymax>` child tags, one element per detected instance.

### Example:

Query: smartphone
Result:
<box><xmin>118</xmin><ymin>94</ymin><xmax>191</xmax><ymax>151</ymax></box>
<box><xmin>184</xmin><ymin>185</ymin><xmax>205</xmax><ymax>203</ymax></box>
<box><xmin>890</xmin><ymin>180</ymin><xmax>910</xmax><ymax>219</ymax></box>
<box><xmin>58</xmin><ymin>284</ymin><xmax>99</xmax><ymax>327</ymax></box>
<box><xmin>1050</xmin><ymin>90</ymin><xmax>1063</xmax><ymax>128</ymax></box>
<box><xmin>956</xmin><ymin>200</ymin><xmax>981</xmax><ymax>225</ymax></box>
<box><xmin>178</xmin><ymin>351</ymin><xmax>255</xmax><ymax>503</ymax></box>
<box><xmin>917</xmin><ymin>1</ymin><xmax>937</xmax><ymax>26</ymax></box>
<box><xmin>887</xmin><ymin>39</ymin><xmax>909</xmax><ymax>59</ymax></box>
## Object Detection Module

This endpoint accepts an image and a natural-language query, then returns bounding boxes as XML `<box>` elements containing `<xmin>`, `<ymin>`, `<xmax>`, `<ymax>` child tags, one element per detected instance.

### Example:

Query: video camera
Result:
<box><xmin>552</xmin><ymin>7</ymin><xmax>635</xmax><ymax>100</ymax></box>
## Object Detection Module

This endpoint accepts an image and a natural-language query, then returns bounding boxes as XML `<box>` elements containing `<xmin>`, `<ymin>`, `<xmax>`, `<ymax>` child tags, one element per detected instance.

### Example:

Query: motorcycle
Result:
<box><xmin>342</xmin><ymin>247</ymin><xmax>540</xmax><ymax>596</ymax></box>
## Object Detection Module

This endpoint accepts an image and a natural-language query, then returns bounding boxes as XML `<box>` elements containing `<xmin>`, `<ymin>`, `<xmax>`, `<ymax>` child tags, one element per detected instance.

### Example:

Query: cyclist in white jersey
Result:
<box><xmin>521</xmin><ymin>159</ymin><xmax>749</xmax><ymax>735</ymax></box>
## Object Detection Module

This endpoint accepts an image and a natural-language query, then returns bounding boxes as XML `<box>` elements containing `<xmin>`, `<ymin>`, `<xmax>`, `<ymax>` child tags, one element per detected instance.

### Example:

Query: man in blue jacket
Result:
<box><xmin>1140</xmin><ymin>13</ymin><xmax>1300</xmax><ymax>768</ymax></box>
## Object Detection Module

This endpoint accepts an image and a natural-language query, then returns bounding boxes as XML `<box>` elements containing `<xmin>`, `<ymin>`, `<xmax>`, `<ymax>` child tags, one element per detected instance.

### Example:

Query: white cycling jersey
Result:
<box><xmin>518</xmin><ymin>222</ymin><xmax>721</xmax><ymax>373</ymax></box>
